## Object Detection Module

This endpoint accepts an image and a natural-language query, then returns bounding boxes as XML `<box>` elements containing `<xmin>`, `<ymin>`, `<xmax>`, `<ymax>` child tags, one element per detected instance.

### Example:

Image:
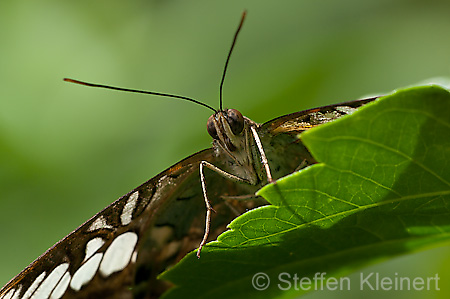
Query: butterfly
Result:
<box><xmin>0</xmin><ymin>12</ymin><xmax>377</xmax><ymax>299</ymax></box>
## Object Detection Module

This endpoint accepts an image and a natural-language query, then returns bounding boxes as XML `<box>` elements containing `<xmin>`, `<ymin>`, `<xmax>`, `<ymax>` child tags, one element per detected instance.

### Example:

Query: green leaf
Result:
<box><xmin>160</xmin><ymin>85</ymin><xmax>450</xmax><ymax>299</ymax></box>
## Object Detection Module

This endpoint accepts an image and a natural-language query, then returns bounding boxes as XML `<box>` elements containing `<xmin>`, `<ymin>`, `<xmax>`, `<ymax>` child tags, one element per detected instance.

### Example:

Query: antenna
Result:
<box><xmin>63</xmin><ymin>78</ymin><xmax>217</xmax><ymax>113</ymax></box>
<box><xmin>64</xmin><ymin>12</ymin><xmax>247</xmax><ymax>113</ymax></box>
<box><xmin>219</xmin><ymin>10</ymin><xmax>247</xmax><ymax>111</ymax></box>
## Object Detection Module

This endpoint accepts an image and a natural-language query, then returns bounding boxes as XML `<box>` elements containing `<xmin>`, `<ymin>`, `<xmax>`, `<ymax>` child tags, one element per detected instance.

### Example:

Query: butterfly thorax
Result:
<box><xmin>207</xmin><ymin>109</ymin><xmax>262</xmax><ymax>185</ymax></box>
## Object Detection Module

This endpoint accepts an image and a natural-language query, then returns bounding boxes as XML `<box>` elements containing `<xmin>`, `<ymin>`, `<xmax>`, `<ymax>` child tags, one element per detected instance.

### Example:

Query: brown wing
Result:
<box><xmin>262</xmin><ymin>97</ymin><xmax>378</xmax><ymax>134</ymax></box>
<box><xmin>0</xmin><ymin>148</ymin><xmax>255</xmax><ymax>299</ymax></box>
<box><xmin>257</xmin><ymin>97</ymin><xmax>378</xmax><ymax>181</ymax></box>
<box><xmin>0</xmin><ymin>97</ymin><xmax>377</xmax><ymax>299</ymax></box>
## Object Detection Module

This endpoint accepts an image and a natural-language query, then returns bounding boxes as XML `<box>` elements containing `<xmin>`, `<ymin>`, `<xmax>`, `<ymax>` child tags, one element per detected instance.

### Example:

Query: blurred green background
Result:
<box><xmin>1</xmin><ymin>0</ymin><xmax>449</xmax><ymax>298</ymax></box>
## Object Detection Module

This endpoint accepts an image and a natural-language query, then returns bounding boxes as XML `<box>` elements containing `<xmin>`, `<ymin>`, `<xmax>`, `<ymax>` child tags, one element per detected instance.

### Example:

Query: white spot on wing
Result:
<box><xmin>70</xmin><ymin>253</ymin><xmax>103</xmax><ymax>291</ymax></box>
<box><xmin>22</xmin><ymin>272</ymin><xmax>46</xmax><ymax>299</ymax></box>
<box><xmin>1</xmin><ymin>287</ymin><xmax>16</xmax><ymax>299</ymax></box>
<box><xmin>336</xmin><ymin>105</ymin><xmax>357</xmax><ymax>114</ymax></box>
<box><xmin>88</xmin><ymin>216</ymin><xmax>113</xmax><ymax>232</ymax></box>
<box><xmin>131</xmin><ymin>251</ymin><xmax>137</xmax><ymax>263</ymax></box>
<box><xmin>84</xmin><ymin>237</ymin><xmax>105</xmax><ymax>262</ymax></box>
<box><xmin>121</xmin><ymin>191</ymin><xmax>139</xmax><ymax>225</ymax></box>
<box><xmin>99</xmin><ymin>232</ymin><xmax>138</xmax><ymax>277</ymax></box>
<box><xmin>30</xmin><ymin>263</ymin><xmax>69</xmax><ymax>299</ymax></box>
<box><xmin>50</xmin><ymin>272</ymin><xmax>71</xmax><ymax>299</ymax></box>
<box><xmin>8</xmin><ymin>285</ymin><xmax>21</xmax><ymax>299</ymax></box>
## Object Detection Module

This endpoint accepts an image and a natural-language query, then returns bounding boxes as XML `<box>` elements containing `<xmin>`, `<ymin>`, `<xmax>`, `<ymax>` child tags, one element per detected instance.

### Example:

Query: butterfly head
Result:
<box><xmin>207</xmin><ymin>109</ymin><xmax>245</xmax><ymax>152</ymax></box>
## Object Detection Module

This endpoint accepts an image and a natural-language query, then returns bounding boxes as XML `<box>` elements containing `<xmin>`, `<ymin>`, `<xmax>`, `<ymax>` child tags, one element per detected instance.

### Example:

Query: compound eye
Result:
<box><xmin>226</xmin><ymin>109</ymin><xmax>244</xmax><ymax>135</ymax></box>
<box><xmin>207</xmin><ymin>115</ymin><xmax>218</xmax><ymax>139</ymax></box>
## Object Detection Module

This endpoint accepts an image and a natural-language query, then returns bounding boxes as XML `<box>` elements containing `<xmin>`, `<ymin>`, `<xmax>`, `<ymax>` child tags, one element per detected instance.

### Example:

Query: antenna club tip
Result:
<box><xmin>64</xmin><ymin>78</ymin><xmax>88</xmax><ymax>86</ymax></box>
<box><xmin>240</xmin><ymin>10</ymin><xmax>247</xmax><ymax>23</ymax></box>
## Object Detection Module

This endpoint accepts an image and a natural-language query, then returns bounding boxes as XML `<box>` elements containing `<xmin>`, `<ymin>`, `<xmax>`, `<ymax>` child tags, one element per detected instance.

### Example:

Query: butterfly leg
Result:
<box><xmin>294</xmin><ymin>159</ymin><xmax>308</xmax><ymax>172</ymax></box>
<box><xmin>250</xmin><ymin>126</ymin><xmax>273</xmax><ymax>183</ymax></box>
<box><xmin>197</xmin><ymin>160</ymin><xmax>252</xmax><ymax>258</ymax></box>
